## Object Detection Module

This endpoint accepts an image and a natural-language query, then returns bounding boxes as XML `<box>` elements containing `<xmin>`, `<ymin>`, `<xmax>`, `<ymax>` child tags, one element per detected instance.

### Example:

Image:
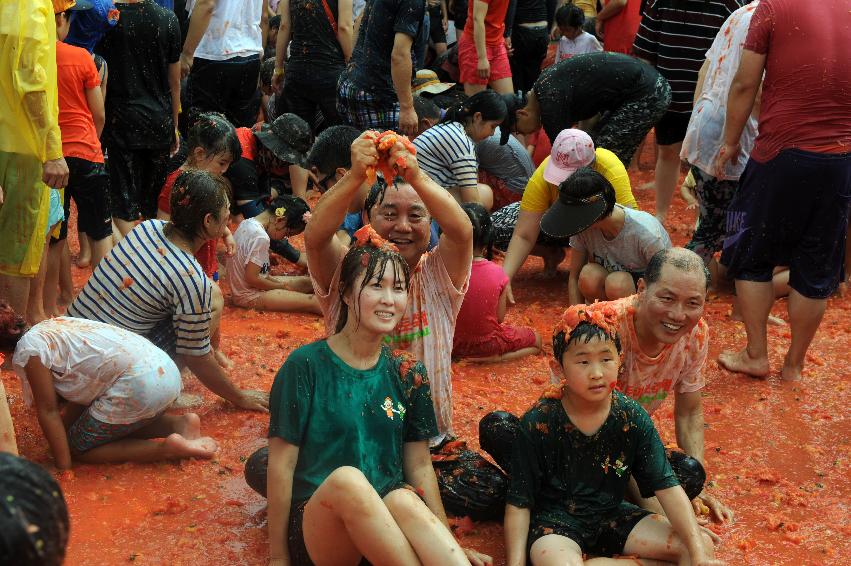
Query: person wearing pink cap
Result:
<box><xmin>493</xmin><ymin>129</ymin><xmax>638</xmax><ymax>294</ymax></box>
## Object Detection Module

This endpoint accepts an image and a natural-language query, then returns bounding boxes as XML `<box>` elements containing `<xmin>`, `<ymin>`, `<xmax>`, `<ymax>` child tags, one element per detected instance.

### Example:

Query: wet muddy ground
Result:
<box><xmin>3</xmin><ymin>162</ymin><xmax>849</xmax><ymax>565</ymax></box>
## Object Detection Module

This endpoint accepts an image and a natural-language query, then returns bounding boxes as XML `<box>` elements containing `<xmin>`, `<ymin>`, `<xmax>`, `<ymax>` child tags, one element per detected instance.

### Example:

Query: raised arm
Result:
<box><xmin>390</xmin><ymin>142</ymin><xmax>473</xmax><ymax>288</ymax></box>
<box><xmin>304</xmin><ymin>134</ymin><xmax>377</xmax><ymax>291</ymax></box>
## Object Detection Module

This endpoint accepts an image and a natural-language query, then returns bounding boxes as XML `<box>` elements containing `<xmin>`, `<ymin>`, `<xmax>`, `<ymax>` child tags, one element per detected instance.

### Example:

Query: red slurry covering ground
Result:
<box><xmin>3</xmin><ymin>159</ymin><xmax>850</xmax><ymax>565</ymax></box>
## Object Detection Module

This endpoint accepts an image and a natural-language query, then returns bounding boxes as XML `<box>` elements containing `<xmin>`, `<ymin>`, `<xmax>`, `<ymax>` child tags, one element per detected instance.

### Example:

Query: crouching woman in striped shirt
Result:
<box><xmin>412</xmin><ymin>91</ymin><xmax>507</xmax><ymax>211</ymax></box>
<box><xmin>67</xmin><ymin>170</ymin><xmax>269</xmax><ymax>412</ymax></box>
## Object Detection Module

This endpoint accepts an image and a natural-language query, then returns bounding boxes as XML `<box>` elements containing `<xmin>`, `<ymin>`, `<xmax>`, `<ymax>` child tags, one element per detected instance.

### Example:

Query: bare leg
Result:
<box><xmin>253</xmin><ymin>290</ymin><xmax>322</xmax><ymax>314</ymax></box>
<box><xmin>463</xmin><ymin>83</ymin><xmax>486</xmax><ymax>96</ymax></box>
<box><xmin>653</xmin><ymin>142</ymin><xmax>683</xmax><ymax>222</ymax></box>
<box><xmin>604</xmin><ymin>271</ymin><xmax>637</xmax><ymax>300</ymax></box>
<box><xmin>90</xmin><ymin>234</ymin><xmax>113</xmax><ymax>269</ymax></box>
<box><xmin>77</xmin><ymin>231</ymin><xmax>92</xmax><ymax>267</ymax></box>
<box><xmin>614</xmin><ymin>514</ymin><xmax>714</xmax><ymax>564</ymax></box>
<box><xmin>718</xmin><ymin>279</ymin><xmax>773</xmax><ymax>377</ymax></box>
<box><xmin>529</xmin><ymin>534</ymin><xmax>584</xmax><ymax>566</ymax></box>
<box><xmin>434</xmin><ymin>42</ymin><xmax>447</xmax><ymax>56</ymax></box>
<box><xmin>781</xmin><ymin>289</ymin><xmax>827</xmax><ymax>381</ymax></box>
<box><xmin>447</xmin><ymin>184</ymin><xmax>494</xmax><ymax>211</ymax></box>
<box><xmin>269</xmin><ymin>275</ymin><xmax>315</xmax><ymax>294</ymax></box>
<box><xmin>464</xmin><ymin>331</ymin><xmax>542</xmax><ymax>364</ymax></box>
<box><xmin>43</xmin><ymin>241</ymin><xmax>64</xmax><ymax>317</ymax></box>
<box><xmin>113</xmin><ymin>217</ymin><xmax>135</xmax><ymax>238</ymax></box>
<box><xmin>0</xmin><ymin>273</ymin><xmax>31</xmax><ymax>317</ymax></box>
<box><xmin>58</xmin><ymin>240</ymin><xmax>74</xmax><ymax>309</ymax></box>
<box><xmin>578</xmin><ymin>262</ymin><xmax>608</xmax><ymax>302</ymax></box>
<box><xmin>489</xmin><ymin>76</ymin><xmax>515</xmax><ymax>95</ymax></box>
<box><xmin>302</xmin><ymin>467</ymin><xmax>421</xmax><ymax>566</ymax></box>
<box><xmin>26</xmin><ymin>238</ymin><xmax>50</xmax><ymax>325</ymax></box>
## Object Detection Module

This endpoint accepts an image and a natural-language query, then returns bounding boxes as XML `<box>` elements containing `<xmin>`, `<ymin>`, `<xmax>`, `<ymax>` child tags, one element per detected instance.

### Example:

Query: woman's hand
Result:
<box><xmin>477</xmin><ymin>57</ymin><xmax>491</xmax><ymax>80</ymax></box>
<box><xmin>463</xmin><ymin>547</ymin><xmax>493</xmax><ymax>566</ymax></box>
<box><xmin>693</xmin><ymin>489</ymin><xmax>734</xmax><ymax>524</ymax></box>
<box><xmin>233</xmin><ymin>389</ymin><xmax>270</xmax><ymax>412</ymax></box>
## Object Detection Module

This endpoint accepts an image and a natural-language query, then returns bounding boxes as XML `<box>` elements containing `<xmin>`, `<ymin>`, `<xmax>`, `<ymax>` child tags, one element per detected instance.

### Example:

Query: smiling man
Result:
<box><xmin>305</xmin><ymin>132</ymin><xmax>473</xmax><ymax>444</ymax></box>
<box><xmin>560</xmin><ymin>247</ymin><xmax>733</xmax><ymax>524</ymax></box>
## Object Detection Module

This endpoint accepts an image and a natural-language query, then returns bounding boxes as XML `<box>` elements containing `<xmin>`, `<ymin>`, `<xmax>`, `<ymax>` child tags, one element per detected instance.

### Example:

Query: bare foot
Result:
<box><xmin>718</xmin><ymin>349</ymin><xmax>770</xmax><ymax>378</ymax></box>
<box><xmin>214</xmin><ymin>348</ymin><xmax>234</xmax><ymax>370</ymax></box>
<box><xmin>163</xmin><ymin>433</ymin><xmax>218</xmax><ymax>459</ymax></box>
<box><xmin>176</xmin><ymin>413</ymin><xmax>202</xmax><ymax>440</ymax></box>
<box><xmin>729</xmin><ymin>310</ymin><xmax>786</xmax><ymax>326</ymax></box>
<box><xmin>780</xmin><ymin>359</ymin><xmax>803</xmax><ymax>381</ymax></box>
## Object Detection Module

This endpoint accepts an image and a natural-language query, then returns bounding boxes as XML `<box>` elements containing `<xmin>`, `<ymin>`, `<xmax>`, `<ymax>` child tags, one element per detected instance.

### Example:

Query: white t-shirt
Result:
<box><xmin>555</xmin><ymin>31</ymin><xmax>602</xmax><ymax>62</ymax></box>
<box><xmin>12</xmin><ymin>318</ymin><xmax>181</xmax><ymax>424</ymax></box>
<box><xmin>570</xmin><ymin>206</ymin><xmax>672</xmax><ymax>274</ymax></box>
<box><xmin>311</xmin><ymin>247</ymin><xmax>470</xmax><ymax>438</ymax></box>
<box><xmin>227</xmin><ymin>218</ymin><xmax>270</xmax><ymax>306</ymax></box>
<box><xmin>680</xmin><ymin>2</ymin><xmax>760</xmax><ymax>180</ymax></box>
<box><xmin>189</xmin><ymin>0</ymin><xmax>264</xmax><ymax>60</ymax></box>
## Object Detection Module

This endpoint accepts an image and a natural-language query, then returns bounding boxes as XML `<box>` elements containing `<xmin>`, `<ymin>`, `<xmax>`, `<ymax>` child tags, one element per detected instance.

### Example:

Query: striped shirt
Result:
<box><xmin>413</xmin><ymin>121</ymin><xmax>479</xmax><ymax>190</ymax></box>
<box><xmin>633</xmin><ymin>0</ymin><xmax>743</xmax><ymax>113</ymax></box>
<box><xmin>67</xmin><ymin>220</ymin><xmax>213</xmax><ymax>356</ymax></box>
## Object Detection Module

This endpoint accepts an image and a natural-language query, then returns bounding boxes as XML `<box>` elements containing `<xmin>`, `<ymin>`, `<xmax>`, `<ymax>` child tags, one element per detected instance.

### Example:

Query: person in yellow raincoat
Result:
<box><xmin>0</xmin><ymin>0</ymin><xmax>70</xmax><ymax>316</ymax></box>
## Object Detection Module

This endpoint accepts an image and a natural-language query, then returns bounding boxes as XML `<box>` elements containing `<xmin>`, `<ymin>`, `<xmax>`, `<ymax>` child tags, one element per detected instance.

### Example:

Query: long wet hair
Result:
<box><xmin>0</xmin><ymin>302</ymin><xmax>27</xmax><ymax>352</ymax></box>
<box><xmin>186</xmin><ymin>112</ymin><xmax>241</xmax><ymax>164</ymax></box>
<box><xmin>461</xmin><ymin>202</ymin><xmax>494</xmax><ymax>260</ymax></box>
<box><xmin>0</xmin><ymin>452</ymin><xmax>70</xmax><ymax>566</ymax></box>
<box><xmin>335</xmin><ymin>237</ymin><xmax>411</xmax><ymax>333</ymax></box>
<box><xmin>166</xmin><ymin>170</ymin><xmax>230</xmax><ymax>241</ymax></box>
<box><xmin>441</xmin><ymin>91</ymin><xmax>508</xmax><ymax>127</ymax></box>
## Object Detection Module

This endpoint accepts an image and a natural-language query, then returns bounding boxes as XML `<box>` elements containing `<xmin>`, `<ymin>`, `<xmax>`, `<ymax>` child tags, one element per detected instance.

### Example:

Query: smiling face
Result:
<box><xmin>635</xmin><ymin>264</ymin><xmax>707</xmax><ymax>352</ymax></box>
<box><xmin>368</xmin><ymin>183</ymin><xmax>432</xmax><ymax>267</ymax></box>
<box><xmin>560</xmin><ymin>335</ymin><xmax>621</xmax><ymax>404</ymax></box>
<box><xmin>343</xmin><ymin>260</ymin><xmax>409</xmax><ymax>336</ymax></box>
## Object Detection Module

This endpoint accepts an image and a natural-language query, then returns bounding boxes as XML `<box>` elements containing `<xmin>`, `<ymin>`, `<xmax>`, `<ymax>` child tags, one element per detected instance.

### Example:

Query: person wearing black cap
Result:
<box><xmin>225</xmin><ymin>113</ymin><xmax>313</xmax><ymax>218</ymax></box>
<box><xmin>549</xmin><ymin>168</ymin><xmax>671</xmax><ymax>306</ymax></box>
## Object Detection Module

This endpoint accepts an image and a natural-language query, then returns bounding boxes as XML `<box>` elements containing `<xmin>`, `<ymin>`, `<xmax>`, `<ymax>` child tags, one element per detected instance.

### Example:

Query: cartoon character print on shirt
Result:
<box><xmin>380</xmin><ymin>396</ymin><xmax>407</xmax><ymax>420</ymax></box>
<box><xmin>601</xmin><ymin>453</ymin><xmax>629</xmax><ymax>478</ymax></box>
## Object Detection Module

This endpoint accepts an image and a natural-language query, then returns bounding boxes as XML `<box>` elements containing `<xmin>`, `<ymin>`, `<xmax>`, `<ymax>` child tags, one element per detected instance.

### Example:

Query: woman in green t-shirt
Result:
<box><xmin>266</xmin><ymin>226</ymin><xmax>492</xmax><ymax>566</ymax></box>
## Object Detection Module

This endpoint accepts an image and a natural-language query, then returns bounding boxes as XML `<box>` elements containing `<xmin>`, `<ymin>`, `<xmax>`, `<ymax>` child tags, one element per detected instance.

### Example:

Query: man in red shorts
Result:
<box><xmin>716</xmin><ymin>0</ymin><xmax>851</xmax><ymax>382</ymax></box>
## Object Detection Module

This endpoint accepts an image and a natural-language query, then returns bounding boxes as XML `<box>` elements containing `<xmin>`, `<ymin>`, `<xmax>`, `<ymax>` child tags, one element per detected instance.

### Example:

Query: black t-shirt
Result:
<box><xmin>343</xmin><ymin>0</ymin><xmax>425</xmax><ymax>101</ymax></box>
<box><xmin>97</xmin><ymin>1</ymin><xmax>181</xmax><ymax>149</ymax></box>
<box><xmin>533</xmin><ymin>52</ymin><xmax>660</xmax><ymax>142</ymax></box>
<box><xmin>286</xmin><ymin>0</ymin><xmax>345</xmax><ymax>84</ymax></box>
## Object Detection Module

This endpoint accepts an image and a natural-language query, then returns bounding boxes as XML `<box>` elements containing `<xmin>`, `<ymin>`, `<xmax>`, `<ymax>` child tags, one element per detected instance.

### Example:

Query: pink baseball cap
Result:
<box><xmin>542</xmin><ymin>129</ymin><xmax>596</xmax><ymax>185</ymax></box>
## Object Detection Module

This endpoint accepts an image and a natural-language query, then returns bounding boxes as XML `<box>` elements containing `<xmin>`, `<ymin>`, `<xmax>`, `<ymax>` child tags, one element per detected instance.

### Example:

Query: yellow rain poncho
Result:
<box><xmin>0</xmin><ymin>0</ymin><xmax>60</xmax><ymax>276</ymax></box>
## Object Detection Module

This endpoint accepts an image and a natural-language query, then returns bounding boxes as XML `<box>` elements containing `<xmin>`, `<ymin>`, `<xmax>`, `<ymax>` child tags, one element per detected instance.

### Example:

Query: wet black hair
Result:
<box><xmin>186</xmin><ymin>112</ymin><xmax>241</xmax><ymax>164</ymax></box>
<box><xmin>644</xmin><ymin>248</ymin><xmax>711</xmax><ymax>291</ymax></box>
<box><xmin>556</xmin><ymin>4</ymin><xmax>585</xmax><ymax>28</ymax></box>
<box><xmin>498</xmin><ymin>91</ymin><xmax>527</xmax><ymax>144</ymax></box>
<box><xmin>166</xmin><ymin>169</ymin><xmax>230</xmax><ymax>241</ymax></box>
<box><xmin>552</xmin><ymin>321</ymin><xmax>621</xmax><ymax>367</ymax></box>
<box><xmin>269</xmin><ymin>14</ymin><xmax>281</xmax><ymax>29</ymax></box>
<box><xmin>461</xmin><ymin>202</ymin><xmax>493</xmax><ymax>259</ymax></box>
<box><xmin>335</xmin><ymin>242</ymin><xmax>411</xmax><ymax>333</ymax></box>
<box><xmin>441</xmin><ymin>90</ymin><xmax>507</xmax><ymax>127</ymax></box>
<box><xmin>305</xmin><ymin>125</ymin><xmax>361</xmax><ymax>177</ymax></box>
<box><xmin>560</xmin><ymin>166</ymin><xmax>616</xmax><ymax>218</ymax></box>
<box><xmin>414</xmin><ymin>95</ymin><xmax>442</xmax><ymax>122</ymax></box>
<box><xmin>0</xmin><ymin>452</ymin><xmax>69</xmax><ymax>566</ymax></box>
<box><xmin>0</xmin><ymin>302</ymin><xmax>27</xmax><ymax>352</ymax></box>
<box><xmin>261</xmin><ymin>194</ymin><xmax>311</xmax><ymax>233</ymax></box>
<box><xmin>259</xmin><ymin>57</ymin><xmax>276</xmax><ymax>88</ymax></box>
<box><xmin>364</xmin><ymin>176</ymin><xmax>423</xmax><ymax>222</ymax></box>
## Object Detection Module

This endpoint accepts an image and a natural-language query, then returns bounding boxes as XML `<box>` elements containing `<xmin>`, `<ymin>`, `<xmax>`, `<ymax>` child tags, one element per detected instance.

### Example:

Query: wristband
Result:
<box><xmin>273</xmin><ymin>68</ymin><xmax>284</xmax><ymax>77</ymax></box>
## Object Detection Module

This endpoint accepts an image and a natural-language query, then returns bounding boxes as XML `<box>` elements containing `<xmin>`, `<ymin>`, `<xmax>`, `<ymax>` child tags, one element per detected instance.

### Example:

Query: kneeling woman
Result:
<box><xmin>266</xmin><ymin>227</ymin><xmax>490</xmax><ymax>565</ymax></box>
<box><xmin>0</xmin><ymin>305</ymin><xmax>217</xmax><ymax>469</ymax></box>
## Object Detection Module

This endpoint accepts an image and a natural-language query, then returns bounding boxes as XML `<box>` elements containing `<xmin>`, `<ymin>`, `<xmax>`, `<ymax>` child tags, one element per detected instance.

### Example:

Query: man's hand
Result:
<box><xmin>477</xmin><ymin>57</ymin><xmax>491</xmax><ymax>80</ymax></box>
<box><xmin>398</xmin><ymin>106</ymin><xmax>418</xmax><ymax>136</ymax></box>
<box><xmin>43</xmin><ymin>158</ymin><xmax>69</xmax><ymax>188</ymax></box>
<box><xmin>387</xmin><ymin>139</ymin><xmax>421</xmax><ymax>184</ymax></box>
<box><xmin>463</xmin><ymin>547</ymin><xmax>493</xmax><ymax>566</ymax></box>
<box><xmin>693</xmin><ymin>489</ymin><xmax>734</xmax><ymax>524</ymax></box>
<box><xmin>442</xmin><ymin>17</ymin><xmax>449</xmax><ymax>32</ymax></box>
<box><xmin>233</xmin><ymin>389</ymin><xmax>270</xmax><ymax>412</ymax></box>
<box><xmin>350</xmin><ymin>132</ymin><xmax>380</xmax><ymax>181</ymax></box>
<box><xmin>713</xmin><ymin>142</ymin><xmax>740</xmax><ymax>178</ymax></box>
<box><xmin>272</xmin><ymin>68</ymin><xmax>285</xmax><ymax>94</ymax></box>
<box><xmin>180</xmin><ymin>52</ymin><xmax>194</xmax><ymax>79</ymax></box>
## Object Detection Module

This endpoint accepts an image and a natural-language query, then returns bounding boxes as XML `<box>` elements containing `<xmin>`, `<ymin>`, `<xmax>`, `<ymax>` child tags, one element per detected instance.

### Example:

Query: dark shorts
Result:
<box><xmin>53</xmin><ymin>157</ymin><xmax>112</xmax><ymax>242</ymax></box>
<box><xmin>186</xmin><ymin>55</ymin><xmax>262</xmax><ymax>128</ymax></box>
<box><xmin>720</xmin><ymin>148</ymin><xmax>851</xmax><ymax>299</ymax></box>
<box><xmin>67</xmin><ymin>411</ymin><xmax>156</xmax><ymax>454</ymax></box>
<box><xmin>106</xmin><ymin>146</ymin><xmax>170</xmax><ymax>221</ymax></box>
<box><xmin>337</xmin><ymin>76</ymin><xmax>401</xmax><ymax>131</ymax></box>
<box><xmin>653</xmin><ymin>110</ymin><xmax>691</xmax><ymax>146</ymax></box>
<box><xmin>528</xmin><ymin>503</ymin><xmax>651</xmax><ymax>557</ymax></box>
<box><xmin>592</xmin><ymin>74</ymin><xmax>671</xmax><ymax>165</ymax></box>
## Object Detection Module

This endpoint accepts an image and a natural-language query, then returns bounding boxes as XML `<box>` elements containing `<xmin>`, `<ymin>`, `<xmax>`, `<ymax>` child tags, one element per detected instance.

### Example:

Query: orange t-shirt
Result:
<box><xmin>56</xmin><ymin>41</ymin><xmax>103</xmax><ymax>163</ymax></box>
<box><xmin>158</xmin><ymin>169</ymin><xmax>219</xmax><ymax>278</ymax></box>
<box><xmin>463</xmin><ymin>0</ymin><xmax>510</xmax><ymax>46</ymax></box>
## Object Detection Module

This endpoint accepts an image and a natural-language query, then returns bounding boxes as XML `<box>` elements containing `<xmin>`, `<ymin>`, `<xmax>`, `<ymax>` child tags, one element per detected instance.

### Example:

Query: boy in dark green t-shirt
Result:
<box><xmin>503</xmin><ymin>304</ymin><xmax>721</xmax><ymax>566</ymax></box>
